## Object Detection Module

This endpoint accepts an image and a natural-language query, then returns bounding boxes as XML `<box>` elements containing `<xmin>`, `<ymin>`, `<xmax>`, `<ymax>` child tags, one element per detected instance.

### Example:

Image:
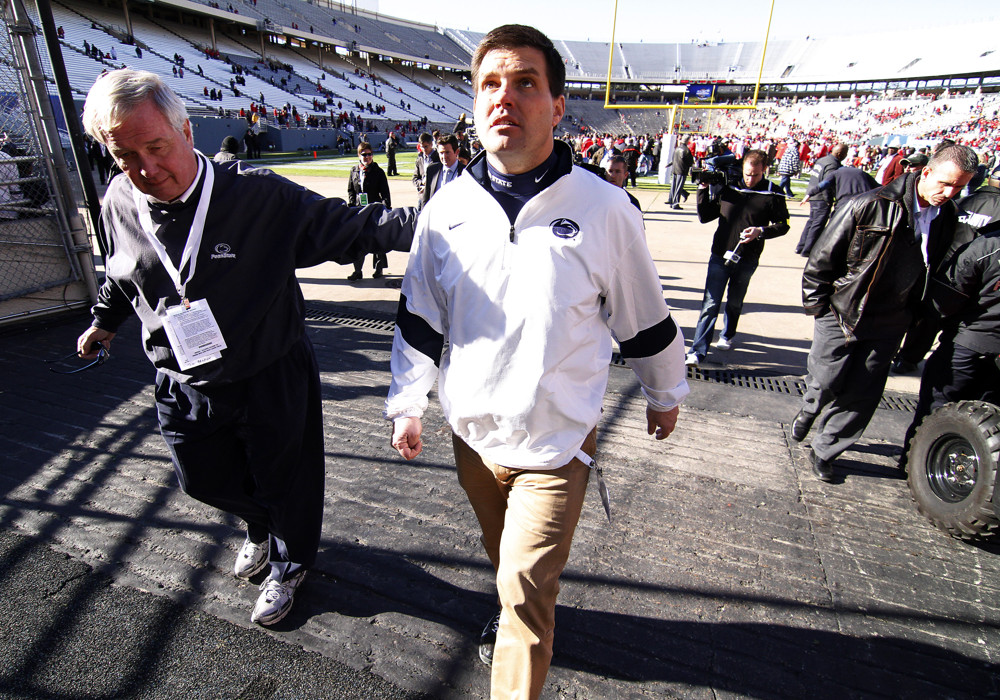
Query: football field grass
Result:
<box><xmin>262</xmin><ymin>149</ymin><xmax>815</xmax><ymax>196</ymax></box>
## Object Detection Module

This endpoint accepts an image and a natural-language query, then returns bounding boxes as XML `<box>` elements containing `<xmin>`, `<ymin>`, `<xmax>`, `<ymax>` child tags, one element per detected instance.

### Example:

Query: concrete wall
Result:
<box><xmin>188</xmin><ymin>116</ymin><xmax>258</xmax><ymax>156</ymax></box>
<box><xmin>71</xmin><ymin>98</ymin><xmax>397</xmax><ymax>156</ymax></box>
<box><xmin>266</xmin><ymin>127</ymin><xmax>387</xmax><ymax>153</ymax></box>
<box><xmin>189</xmin><ymin>117</ymin><xmax>386</xmax><ymax>155</ymax></box>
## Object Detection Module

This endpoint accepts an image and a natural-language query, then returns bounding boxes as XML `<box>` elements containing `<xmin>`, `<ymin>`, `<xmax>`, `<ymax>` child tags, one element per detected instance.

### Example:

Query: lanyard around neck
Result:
<box><xmin>133</xmin><ymin>154</ymin><xmax>214</xmax><ymax>301</ymax></box>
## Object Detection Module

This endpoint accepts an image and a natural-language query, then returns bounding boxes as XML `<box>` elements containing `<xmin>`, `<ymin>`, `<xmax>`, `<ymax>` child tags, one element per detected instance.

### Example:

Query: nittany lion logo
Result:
<box><xmin>210</xmin><ymin>243</ymin><xmax>236</xmax><ymax>260</ymax></box>
<box><xmin>550</xmin><ymin>218</ymin><xmax>580</xmax><ymax>239</ymax></box>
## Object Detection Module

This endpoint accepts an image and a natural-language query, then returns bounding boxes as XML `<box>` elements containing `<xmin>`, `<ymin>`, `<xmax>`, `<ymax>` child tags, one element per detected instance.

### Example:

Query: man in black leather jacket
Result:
<box><xmin>792</xmin><ymin>143</ymin><xmax>978</xmax><ymax>482</ymax></box>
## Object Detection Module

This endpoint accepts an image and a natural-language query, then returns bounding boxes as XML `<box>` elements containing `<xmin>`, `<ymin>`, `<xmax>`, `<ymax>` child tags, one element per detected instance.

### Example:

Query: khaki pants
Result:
<box><xmin>453</xmin><ymin>430</ymin><xmax>596</xmax><ymax>700</ymax></box>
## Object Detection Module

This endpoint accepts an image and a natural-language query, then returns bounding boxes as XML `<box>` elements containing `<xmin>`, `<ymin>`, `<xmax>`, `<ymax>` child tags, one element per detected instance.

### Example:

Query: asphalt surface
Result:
<box><xmin>2</xmin><ymin>174</ymin><xmax>999</xmax><ymax>698</ymax></box>
<box><xmin>0</xmin><ymin>526</ymin><xmax>422</xmax><ymax>699</ymax></box>
<box><xmin>3</xmin><ymin>307</ymin><xmax>999</xmax><ymax>699</ymax></box>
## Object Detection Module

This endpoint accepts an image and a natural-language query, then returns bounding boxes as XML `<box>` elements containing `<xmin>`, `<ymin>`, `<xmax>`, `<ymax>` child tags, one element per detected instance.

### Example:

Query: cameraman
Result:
<box><xmin>686</xmin><ymin>149</ymin><xmax>789</xmax><ymax>366</ymax></box>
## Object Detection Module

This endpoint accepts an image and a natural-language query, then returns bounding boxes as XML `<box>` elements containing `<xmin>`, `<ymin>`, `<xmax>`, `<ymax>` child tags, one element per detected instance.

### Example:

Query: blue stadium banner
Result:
<box><xmin>684</xmin><ymin>83</ymin><xmax>716</xmax><ymax>105</ymax></box>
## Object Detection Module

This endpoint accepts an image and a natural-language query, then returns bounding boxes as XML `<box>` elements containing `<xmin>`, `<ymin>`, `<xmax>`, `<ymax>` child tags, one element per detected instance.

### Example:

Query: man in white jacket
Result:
<box><xmin>384</xmin><ymin>24</ymin><xmax>688</xmax><ymax>700</ymax></box>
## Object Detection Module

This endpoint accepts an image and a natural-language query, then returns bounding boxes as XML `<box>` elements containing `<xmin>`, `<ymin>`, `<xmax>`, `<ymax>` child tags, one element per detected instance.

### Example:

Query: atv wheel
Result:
<box><xmin>907</xmin><ymin>401</ymin><xmax>1000</xmax><ymax>540</ymax></box>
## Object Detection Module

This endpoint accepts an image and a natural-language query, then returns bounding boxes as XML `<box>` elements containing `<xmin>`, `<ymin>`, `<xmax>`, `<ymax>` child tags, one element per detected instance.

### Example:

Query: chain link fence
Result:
<box><xmin>0</xmin><ymin>0</ymin><xmax>94</xmax><ymax>326</ymax></box>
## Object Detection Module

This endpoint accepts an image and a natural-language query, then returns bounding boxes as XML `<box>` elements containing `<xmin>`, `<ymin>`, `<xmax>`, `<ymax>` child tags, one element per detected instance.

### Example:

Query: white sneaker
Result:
<box><xmin>251</xmin><ymin>569</ymin><xmax>307</xmax><ymax>626</ymax></box>
<box><xmin>714</xmin><ymin>337</ymin><xmax>733</xmax><ymax>351</ymax></box>
<box><xmin>234</xmin><ymin>537</ymin><xmax>269</xmax><ymax>579</ymax></box>
<box><xmin>478</xmin><ymin>610</ymin><xmax>502</xmax><ymax>666</ymax></box>
<box><xmin>685</xmin><ymin>353</ymin><xmax>700</xmax><ymax>368</ymax></box>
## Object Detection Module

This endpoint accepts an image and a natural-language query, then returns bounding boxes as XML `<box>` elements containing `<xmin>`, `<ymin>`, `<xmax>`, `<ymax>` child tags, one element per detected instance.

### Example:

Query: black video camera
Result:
<box><xmin>689</xmin><ymin>167</ymin><xmax>727</xmax><ymax>187</ymax></box>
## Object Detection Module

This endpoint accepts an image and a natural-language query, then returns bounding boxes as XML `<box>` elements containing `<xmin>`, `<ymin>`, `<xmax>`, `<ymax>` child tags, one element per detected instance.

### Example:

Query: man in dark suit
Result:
<box><xmin>668</xmin><ymin>135</ymin><xmax>693</xmax><ymax>209</ymax></box>
<box><xmin>412</xmin><ymin>132</ymin><xmax>440</xmax><ymax>195</ymax></box>
<box><xmin>385</xmin><ymin>131</ymin><xmax>399</xmax><ymax>176</ymax></box>
<box><xmin>794</xmin><ymin>143</ymin><xmax>847</xmax><ymax>256</ymax></box>
<box><xmin>419</xmin><ymin>133</ymin><xmax>464</xmax><ymax>209</ymax></box>
<box><xmin>87</xmin><ymin>136</ymin><xmax>112</xmax><ymax>185</ymax></box>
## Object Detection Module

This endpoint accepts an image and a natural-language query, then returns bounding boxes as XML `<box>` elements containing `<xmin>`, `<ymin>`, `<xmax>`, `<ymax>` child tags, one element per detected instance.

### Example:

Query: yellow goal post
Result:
<box><xmin>602</xmin><ymin>0</ymin><xmax>776</xmax><ymax>181</ymax></box>
<box><xmin>603</xmin><ymin>0</ymin><xmax>776</xmax><ymax>120</ymax></box>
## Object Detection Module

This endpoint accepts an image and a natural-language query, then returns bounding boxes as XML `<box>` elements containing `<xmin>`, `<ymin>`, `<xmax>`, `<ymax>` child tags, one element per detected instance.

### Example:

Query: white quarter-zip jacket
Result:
<box><xmin>385</xmin><ymin>148</ymin><xmax>688</xmax><ymax>469</ymax></box>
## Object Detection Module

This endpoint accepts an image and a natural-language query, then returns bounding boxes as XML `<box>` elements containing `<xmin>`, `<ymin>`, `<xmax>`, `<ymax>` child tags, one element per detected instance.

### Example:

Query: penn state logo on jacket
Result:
<box><xmin>211</xmin><ymin>243</ymin><xmax>236</xmax><ymax>260</ymax></box>
<box><xmin>550</xmin><ymin>218</ymin><xmax>580</xmax><ymax>239</ymax></box>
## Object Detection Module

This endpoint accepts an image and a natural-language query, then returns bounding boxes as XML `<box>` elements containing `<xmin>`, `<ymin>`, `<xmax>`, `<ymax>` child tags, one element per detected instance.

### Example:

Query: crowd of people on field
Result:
<box><xmin>551</xmin><ymin>93</ymin><xmax>1000</xmax><ymax>492</ymax></box>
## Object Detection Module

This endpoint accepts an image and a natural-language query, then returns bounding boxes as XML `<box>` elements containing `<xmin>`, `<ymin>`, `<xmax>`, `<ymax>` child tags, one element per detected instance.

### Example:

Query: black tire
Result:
<box><xmin>907</xmin><ymin>401</ymin><xmax>1000</xmax><ymax>541</ymax></box>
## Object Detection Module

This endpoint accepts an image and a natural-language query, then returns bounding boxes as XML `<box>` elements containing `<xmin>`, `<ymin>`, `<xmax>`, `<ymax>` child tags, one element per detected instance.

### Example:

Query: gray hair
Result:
<box><xmin>927</xmin><ymin>142</ymin><xmax>979</xmax><ymax>174</ymax></box>
<box><xmin>83</xmin><ymin>69</ymin><xmax>188</xmax><ymax>145</ymax></box>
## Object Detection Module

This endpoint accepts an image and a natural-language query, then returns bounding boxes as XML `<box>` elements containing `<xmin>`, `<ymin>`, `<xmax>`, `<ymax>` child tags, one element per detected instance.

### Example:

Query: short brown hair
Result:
<box><xmin>357</xmin><ymin>142</ymin><xmax>373</xmax><ymax>156</ymax></box>
<box><xmin>436</xmin><ymin>133</ymin><xmax>459</xmax><ymax>150</ymax></box>
<box><xmin>472</xmin><ymin>24</ymin><xmax>565</xmax><ymax>98</ymax></box>
<box><xmin>928</xmin><ymin>143</ymin><xmax>979</xmax><ymax>174</ymax></box>
<box><xmin>743</xmin><ymin>149</ymin><xmax>767</xmax><ymax>168</ymax></box>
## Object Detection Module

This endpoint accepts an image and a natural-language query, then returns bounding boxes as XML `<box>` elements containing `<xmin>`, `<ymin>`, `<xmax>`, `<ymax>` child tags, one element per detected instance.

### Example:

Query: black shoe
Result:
<box><xmin>347</xmin><ymin>271</ymin><xmax>362</xmax><ymax>281</ymax></box>
<box><xmin>810</xmin><ymin>448</ymin><xmax>834</xmax><ymax>482</ymax></box>
<box><xmin>790</xmin><ymin>410</ymin><xmax>815</xmax><ymax>442</ymax></box>
<box><xmin>372</xmin><ymin>267</ymin><xmax>384</xmax><ymax>279</ymax></box>
<box><xmin>681</xmin><ymin>190</ymin><xmax>689</xmax><ymax>202</ymax></box>
<box><xmin>478</xmin><ymin>610</ymin><xmax>501</xmax><ymax>667</ymax></box>
<box><xmin>891</xmin><ymin>359</ymin><xmax>917</xmax><ymax>375</ymax></box>
<box><xmin>671</xmin><ymin>204</ymin><xmax>682</xmax><ymax>210</ymax></box>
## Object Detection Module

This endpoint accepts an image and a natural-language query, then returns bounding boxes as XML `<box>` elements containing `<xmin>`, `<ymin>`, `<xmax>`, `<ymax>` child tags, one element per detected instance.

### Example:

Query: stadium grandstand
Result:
<box><xmin>39</xmin><ymin>0</ymin><xmax>1000</xmax><ymax>152</ymax></box>
<box><xmin>10</xmin><ymin>0</ymin><xmax>990</xmax><ymax>330</ymax></box>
